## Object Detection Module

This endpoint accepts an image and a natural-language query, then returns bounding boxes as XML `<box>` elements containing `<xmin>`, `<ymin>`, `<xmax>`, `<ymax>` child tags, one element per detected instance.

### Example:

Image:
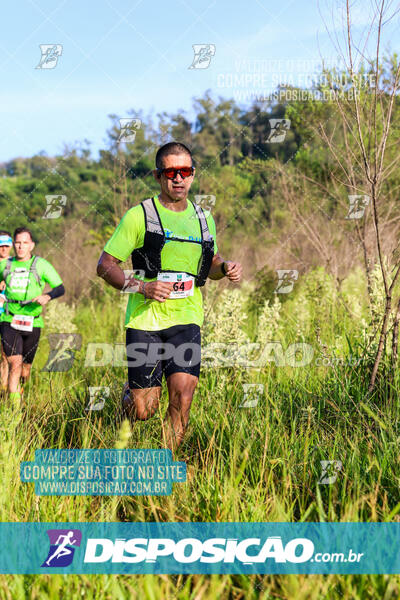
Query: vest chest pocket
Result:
<box><xmin>9</xmin><ymin>269</ymin><xmax>30</xmax><ymax>293</ymax></box>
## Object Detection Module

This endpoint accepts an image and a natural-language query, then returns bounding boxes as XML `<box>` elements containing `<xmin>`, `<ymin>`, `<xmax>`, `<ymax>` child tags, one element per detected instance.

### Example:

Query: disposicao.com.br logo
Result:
<box><xmin>32</xmin><ymin>525</ymin><xmax>367</xmax><ymax>574</ymax></box>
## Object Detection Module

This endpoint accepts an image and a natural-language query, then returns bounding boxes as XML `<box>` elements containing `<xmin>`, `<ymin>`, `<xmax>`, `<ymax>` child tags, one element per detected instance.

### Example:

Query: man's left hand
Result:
<box><xmin>224</xmin><ymin>261</ymin><xmax>242</xmax><ymax>282</ymax></box>
<box><xmin>32</xmin><ymin>294</ymin><xmax>51</xmax><ymax>306</ymax></box>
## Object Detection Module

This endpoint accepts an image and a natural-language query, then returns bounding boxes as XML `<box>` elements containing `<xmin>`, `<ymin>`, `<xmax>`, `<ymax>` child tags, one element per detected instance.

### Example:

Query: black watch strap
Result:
<box><xmin>221</xmin><ymin>262</ymin><xmax>227</xmax><ymax>276</ymax></box>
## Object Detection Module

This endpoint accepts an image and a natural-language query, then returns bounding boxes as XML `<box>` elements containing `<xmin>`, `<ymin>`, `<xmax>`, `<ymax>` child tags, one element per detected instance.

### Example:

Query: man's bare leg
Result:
<box><xmin>7</xmin><ymin>355</ymin><xmax>23</xmax><ymax>394</ymax></box>
<box><xmin>0</xmin><ymin>348</ymin><xmax>8</xmax><ymax>390</ymax></box>
<box><xmin>6</xmin><ymin>355</ymin><xmax>24</xmax><ymax>405</ymax></box>
<box><xmin>123</xmin><ymin>385</ymin><xmax>162</xmax><ymax>420</ymax></box>
<box><xmin>164</xmin><ymin>372</ymin><xmax>198</xmax><ymax>451</ymax></box>
<box><xmin>20</xmin><ymin>362</ymin><xmax>32</xmax><ymax>394</ymax></box>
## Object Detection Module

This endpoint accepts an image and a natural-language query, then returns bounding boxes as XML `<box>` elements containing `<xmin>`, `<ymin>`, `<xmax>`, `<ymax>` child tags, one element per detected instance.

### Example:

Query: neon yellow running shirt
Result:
<box><xmin>103</xmin><ymin>195</ymin><xmax>218</xmax><ymax>331</ymax></box>
<box><xmin>0</xmin><ymin>256</ymin><xmax>63</xmax><ymax>328</ymax></box>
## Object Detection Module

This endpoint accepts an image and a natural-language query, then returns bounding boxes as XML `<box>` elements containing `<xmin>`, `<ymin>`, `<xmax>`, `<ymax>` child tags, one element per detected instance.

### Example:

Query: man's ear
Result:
<box><xmin>152</xmin><ymin>169</ymin><xmax>161</xmax><ymax>180</ymax></box>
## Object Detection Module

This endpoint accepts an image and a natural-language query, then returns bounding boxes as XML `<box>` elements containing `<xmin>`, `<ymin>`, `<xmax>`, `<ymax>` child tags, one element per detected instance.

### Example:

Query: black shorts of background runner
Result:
<box><xmin>126</xmin><ymin>323</ymin><xmax>201</xmax><ymax>389</ymax></box>
<box><xmin>0</xmin><ymin>322</ymin><xmax>41</xmax><ymax>364</ymax></box>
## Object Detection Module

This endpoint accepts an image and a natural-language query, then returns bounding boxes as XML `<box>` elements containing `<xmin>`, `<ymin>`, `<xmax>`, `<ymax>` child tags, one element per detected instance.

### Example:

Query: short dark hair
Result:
<box><xmin>0</xmin><ymin>230</ymin><xmax>11</xmax><ymax>238</ymax></box>
<box><xmin>155</xmin><ymin>142</ymin><xmax>193</xmax><ymax>170</ymax></box>
<box><xmin>14</xmin><ymin>227</ymin><xmax>34</xmax><ymax>242</ymax></box>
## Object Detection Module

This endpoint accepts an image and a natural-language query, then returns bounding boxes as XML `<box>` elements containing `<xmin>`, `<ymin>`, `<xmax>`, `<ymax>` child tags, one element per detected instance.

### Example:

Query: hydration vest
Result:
<box><xmin>130</xmin><ymin>197</ymin><xmax>215</xmax><ymax>287</ymax></box>
<box><xmin>2</xmin><ymin>256</ymin><xmax>42</xmax><ymax>316</ymax></box>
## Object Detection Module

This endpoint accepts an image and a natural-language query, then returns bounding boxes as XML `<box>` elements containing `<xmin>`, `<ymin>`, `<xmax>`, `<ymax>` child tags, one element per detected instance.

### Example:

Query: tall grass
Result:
<box><xmin>1</xmin><ymin>267</ymin><xmax>400</xmax><ymax>598</ymax></box>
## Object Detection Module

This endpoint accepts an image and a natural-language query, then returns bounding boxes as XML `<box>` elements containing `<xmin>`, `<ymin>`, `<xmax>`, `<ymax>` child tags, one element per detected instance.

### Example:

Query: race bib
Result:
<box><xmin>157</xmin><ymin>272</ymin><xmax>194</xmax><ymax>299</ymax></box>
<box><xmin>10</xmin><ymin>314</ymin><xmax>34</xmax><ymax>332</ymax></box>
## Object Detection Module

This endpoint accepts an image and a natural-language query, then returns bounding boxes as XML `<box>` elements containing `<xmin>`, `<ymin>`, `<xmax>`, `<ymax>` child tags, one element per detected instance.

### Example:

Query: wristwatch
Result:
<box><xmin>221</xmin><ymin>262</ymin><xmax>227</xmax><ymax>276</ymax></box>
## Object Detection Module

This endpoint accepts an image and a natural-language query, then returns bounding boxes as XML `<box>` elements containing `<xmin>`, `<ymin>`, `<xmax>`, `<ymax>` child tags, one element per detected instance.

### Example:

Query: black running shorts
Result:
<box><xmin>126</xmin><ymin>323</ymin><xmax>201</xmax><ymax>389</ymax></box>
<box><xmin>0</xmin><ymin>321</ymin><xmax>41</xmax><ymax>364</ymax></box>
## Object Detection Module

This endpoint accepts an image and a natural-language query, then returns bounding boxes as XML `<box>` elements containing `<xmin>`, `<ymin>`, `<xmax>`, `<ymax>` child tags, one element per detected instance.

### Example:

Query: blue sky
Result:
<box><xmin>0</xmin><ymin>0</ymin><xmax>398</xmax><ymax>161</ymax></box>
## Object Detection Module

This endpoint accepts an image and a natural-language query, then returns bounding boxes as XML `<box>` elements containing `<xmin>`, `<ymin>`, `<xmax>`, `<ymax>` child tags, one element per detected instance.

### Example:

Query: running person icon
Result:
<box><xmin>97</xmin><ymin>142</ymin><xmax>242</xmax><ymax>451</ymax></box>
<box><xmin>45</xmin><ymin>531</ymin><xmax>77</xmax><ymax>566</ymax></box>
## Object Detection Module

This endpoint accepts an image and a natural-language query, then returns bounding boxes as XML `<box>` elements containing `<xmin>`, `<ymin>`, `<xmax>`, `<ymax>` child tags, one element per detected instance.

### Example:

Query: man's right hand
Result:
<box><xmin>142</xmin><ymin>281</ymin><xmax>174</xmax><ymax>302</ymax></box>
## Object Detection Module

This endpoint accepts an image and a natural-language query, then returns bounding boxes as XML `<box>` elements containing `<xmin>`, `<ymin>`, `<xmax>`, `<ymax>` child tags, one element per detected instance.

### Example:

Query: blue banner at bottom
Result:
<box><xmin>0</xmin><ymin>522</ymin><xmax>399</xmax><ymax>574</ymax></box>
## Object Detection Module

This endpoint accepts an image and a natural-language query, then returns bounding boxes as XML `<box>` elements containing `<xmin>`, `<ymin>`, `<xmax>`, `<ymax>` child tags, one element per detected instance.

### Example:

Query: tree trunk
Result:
<box><xmin>369</xmin><ymin>295</ymin><xmax>392</xmax><ymax>393</ymax></box>
<box><xmin>391</xmin><ymin>297</ymin><xmax>400</xmax><ymax>369</ymax></box>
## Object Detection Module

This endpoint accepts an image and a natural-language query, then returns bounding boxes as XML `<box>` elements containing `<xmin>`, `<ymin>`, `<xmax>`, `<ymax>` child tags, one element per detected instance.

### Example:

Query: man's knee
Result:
<box><xmin>169</xmin><ymin>387</ymin><xmax>194</xmax><ymax>413</ymax></box>
<box><xmin>7</xmin><ymin>356</ymin><xmax>22</xmax><ymax>370</ymax></box>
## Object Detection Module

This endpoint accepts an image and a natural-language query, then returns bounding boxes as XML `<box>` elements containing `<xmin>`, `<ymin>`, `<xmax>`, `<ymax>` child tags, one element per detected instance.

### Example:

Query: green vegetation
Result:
<box><xmin>1</xmin><ymin>57</ymin><xmax>400</xmax><ymax>597</ymax></box>
<box><xmin>1</xmin><ymin>268</ymin><xmax>400</xmax><ymax>597</ymax></box>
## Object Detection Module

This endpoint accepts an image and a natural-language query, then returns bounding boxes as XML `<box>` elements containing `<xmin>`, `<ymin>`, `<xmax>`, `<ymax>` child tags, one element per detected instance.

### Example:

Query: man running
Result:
<box><xmin>0</xmin><ymin>227</ymin><xmax>65</xmax><ymax>404</ymax></box>
<box><xmin>45</xmin><ymin>530</ymin><xmax>77</xmax><ymax>566</ymax></box>
<box><xmin>0</xmin><ymin>231</ymin><xmax>13</xmax><ymax>390</ymax></box>
<box><xmin>97</xmin><ymin>142</ymin><xmax>242</xmax><ymax>450</ymax></box>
